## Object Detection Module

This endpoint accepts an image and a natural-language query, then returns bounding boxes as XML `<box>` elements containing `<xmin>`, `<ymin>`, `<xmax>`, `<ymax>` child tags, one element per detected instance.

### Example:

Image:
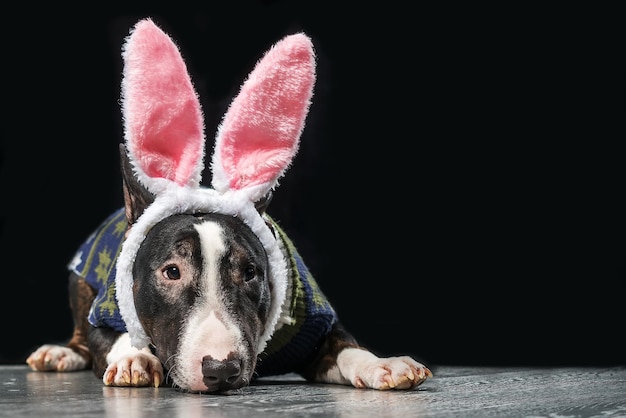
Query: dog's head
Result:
<box><xmin>114</xmin><ymin>18</ymin><xmax>315</xmax><ymax>393</ymax></box>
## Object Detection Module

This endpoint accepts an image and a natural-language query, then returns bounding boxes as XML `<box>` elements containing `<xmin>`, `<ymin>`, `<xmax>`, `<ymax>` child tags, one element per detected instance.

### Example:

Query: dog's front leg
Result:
<box><xmin>332</xmin><ymin>349</ymin><xmax>432</xmax><ymax>390</ymax></box>
<box><xmin>301</xmin><ymin>323</ymin><xmax>432</xmax><ymax>390</ymax></box>
<box><xmin>88</xmin><ymin>329</ymin><xmax>164</xmax><ymax>387</ymax></box>
<box><xmin>26</xmin><ymin>273</ymin><xmax>94</xmax><ymax>372</ymax></box>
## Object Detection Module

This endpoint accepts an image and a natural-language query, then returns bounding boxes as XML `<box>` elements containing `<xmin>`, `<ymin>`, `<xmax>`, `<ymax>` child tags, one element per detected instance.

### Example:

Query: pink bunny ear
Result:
<box><xmin>211</xmin><ymin>33</ymin><xmax>316</xmax><ymax>199</ymax></box>
<box><xmin>121</xmin><ymin>18</ymin><xmax>205</xmax><ymax>190</ymax></box>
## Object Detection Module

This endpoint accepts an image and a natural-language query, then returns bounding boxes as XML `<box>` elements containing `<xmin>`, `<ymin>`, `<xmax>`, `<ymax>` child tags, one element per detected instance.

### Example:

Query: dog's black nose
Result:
<box><xmin>201</xmin><ymin>354</ymin><xmax>245</xmax><ymax>392</ymax></box>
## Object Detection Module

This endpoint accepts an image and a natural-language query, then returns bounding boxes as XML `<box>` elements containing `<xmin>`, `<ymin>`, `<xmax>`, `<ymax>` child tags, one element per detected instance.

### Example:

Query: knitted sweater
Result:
<box><xmin>67</xmin><ymin>208</ymin><xmax>338</xmax><ymax>376</ymax></box>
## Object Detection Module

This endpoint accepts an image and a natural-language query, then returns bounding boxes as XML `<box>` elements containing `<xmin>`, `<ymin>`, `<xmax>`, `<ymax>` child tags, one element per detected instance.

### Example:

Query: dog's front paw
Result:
<box><xmin>353</xmin><ymin>355</ymin><xmax>433</xmax><ymax>390</ymax></box>
<box><xmin>338</xmin><ymin>348</ymin><xmax>433</xmax><ymax>390</ymax></box>
<box><xmin>103</xmin><ymin>352</ymin><xmax>164</xmax><ymax>388</ymax></box>
<box><xmin>26</xmin><ymin>344</ymin><xmax>88</xmax><ymax>372</ymax></box>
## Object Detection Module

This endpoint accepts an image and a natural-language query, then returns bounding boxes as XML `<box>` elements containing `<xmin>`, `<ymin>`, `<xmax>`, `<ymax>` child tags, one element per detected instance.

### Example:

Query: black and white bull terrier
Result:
<box><xmin>26</xmin><ymin>18</ymin><xmax>432</xmax><ymax>394</ymax></box>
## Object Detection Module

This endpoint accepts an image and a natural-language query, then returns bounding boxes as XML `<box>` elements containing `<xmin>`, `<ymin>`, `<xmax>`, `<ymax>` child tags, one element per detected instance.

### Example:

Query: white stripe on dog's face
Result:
<box><xmin>176</xmin><ymin>221</ymin><xmax>243</xmax><ymax>390</ymax></box>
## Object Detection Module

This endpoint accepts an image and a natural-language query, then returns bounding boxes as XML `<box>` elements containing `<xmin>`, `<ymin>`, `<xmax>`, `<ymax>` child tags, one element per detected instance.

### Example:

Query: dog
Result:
<box><xmin>26</xmin><ymin>18</ymin><xmax>432</xmax><ymax>394</ymax></box>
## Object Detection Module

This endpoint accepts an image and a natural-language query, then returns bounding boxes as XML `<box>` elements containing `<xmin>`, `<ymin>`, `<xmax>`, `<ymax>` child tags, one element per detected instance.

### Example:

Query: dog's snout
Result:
<box><xmin>202</xmin><ymin>354</ymin><xmax>244</xmax><ymax>392</ymax></box>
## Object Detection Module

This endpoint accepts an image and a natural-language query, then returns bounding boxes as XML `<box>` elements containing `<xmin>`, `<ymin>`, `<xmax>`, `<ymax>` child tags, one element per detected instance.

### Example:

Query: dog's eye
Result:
<box><xmin>244</xmin><ymin>265</ymin><xmax>257</xmax><ymax>282</ymax></box>
<box><xmin>162</xmin><ymin>265</ymin><xmax>181</xmax><ymax>281</ymax></box>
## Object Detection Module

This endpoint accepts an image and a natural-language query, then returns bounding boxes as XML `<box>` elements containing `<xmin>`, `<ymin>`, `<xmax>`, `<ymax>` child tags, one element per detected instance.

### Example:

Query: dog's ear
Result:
<box><xmin>210</xmin><ymin>33</ymin><xmax>316</xmax><ymax>204</ymax></box>
<box><xmin>254</xmin><ymin>191</ymin><xmax>273</xmax><ymax>215</ymax></box>
<box><xmin>119</xmin><ymin>143</ymin><xmax>155</xmax><ymax>226</ymax></box>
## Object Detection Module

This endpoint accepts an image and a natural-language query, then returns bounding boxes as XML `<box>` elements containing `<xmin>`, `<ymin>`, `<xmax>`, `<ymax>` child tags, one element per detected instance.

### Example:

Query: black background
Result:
<box><xmin>1</xmin><ymin>4</ymin><xmax>623</xmax><ymax>368</ymax></box>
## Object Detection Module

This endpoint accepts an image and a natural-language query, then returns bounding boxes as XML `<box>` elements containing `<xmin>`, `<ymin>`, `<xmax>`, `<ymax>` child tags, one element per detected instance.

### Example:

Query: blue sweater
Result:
<box><xmin>68</xmin><ymin>208</ymin><xmax>338</xmax><ymax>376</ymax></box>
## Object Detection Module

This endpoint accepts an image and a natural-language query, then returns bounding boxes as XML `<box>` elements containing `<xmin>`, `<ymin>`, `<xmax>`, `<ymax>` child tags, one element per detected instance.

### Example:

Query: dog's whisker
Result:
<box><xmin>162</xmin><ymin>354</ymin><xmax>176</xmax><ymax>369</ymax></box>
<box><xmin>162</xmin><ymin>357</ymin><xmax>177</xmax><ymax>385</ymax></box>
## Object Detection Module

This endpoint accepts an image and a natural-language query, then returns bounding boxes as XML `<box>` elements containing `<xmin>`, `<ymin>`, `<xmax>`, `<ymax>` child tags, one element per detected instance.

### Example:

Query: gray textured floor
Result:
<box><xmin>1</xmin><ymin>365</ymin><xmax>625</xmax><ymax>417</ymax></box>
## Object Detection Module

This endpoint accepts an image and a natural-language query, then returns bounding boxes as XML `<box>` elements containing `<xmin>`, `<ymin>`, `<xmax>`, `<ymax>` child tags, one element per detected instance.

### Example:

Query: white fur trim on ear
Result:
<box><xmin>115</xmin><ymin>185</ymin><xmax>288</xmax><ymax>352</ymax></box>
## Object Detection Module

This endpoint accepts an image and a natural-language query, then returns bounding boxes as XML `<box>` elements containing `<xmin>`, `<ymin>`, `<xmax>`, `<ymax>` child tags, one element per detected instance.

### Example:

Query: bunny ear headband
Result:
<box><xmin>115</xmin><ymin>18</ymin><xmax>316</xmax><ymax>351</ymax></box>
